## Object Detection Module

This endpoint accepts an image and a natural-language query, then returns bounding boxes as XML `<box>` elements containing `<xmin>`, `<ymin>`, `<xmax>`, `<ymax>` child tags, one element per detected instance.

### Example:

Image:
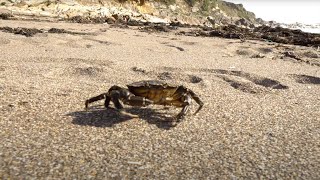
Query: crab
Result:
<box><xmin>85</xmin><ymin>80</ymin><xmax>204</xmax><ymax>121</ymax></box>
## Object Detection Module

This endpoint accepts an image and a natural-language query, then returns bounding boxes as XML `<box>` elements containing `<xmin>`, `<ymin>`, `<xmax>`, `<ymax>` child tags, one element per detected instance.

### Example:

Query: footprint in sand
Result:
<box><xmin>288</xmin><ymin>74</ymin><xmax>320</xmax><ymax>85</ymax></box>
<box><xmin>42</xmin><ymin>57</ymin><xmax>113</xmax><ymax>79</ymax></box>
<box><xmin>235</xmin><ymin>45</ymin><xmax>278</xmax><ymax>59</ymax></box>
<box><xmin>215</xmin><ymin>74</ymin><xmax>267</xmax><ymax>94</ymax></box>
<box><xmin>236</xmin><ymin>49</ymin><xmax>255</xmax><ymax>56</ymax></box>
<box><xmin>73</xmin><ymin>66</ymin><xmax>103</xmax><ymax>76</ymax></box>
<box><xmin>130</xmin><ymin>66</ymin><xmax>287</xmax><ymax>93</ymax></box>
<box><xmin>214</xmin><ymin>69</ymin><xmax>288</xmax><ymax>89</ymax></box>
<box><xmin>236</xmin><ymin>47</ymin><xmax>265</xmax><ymax>59</ymax></box>
<box><xmin>257</xmin><ymin>47</ymin><xmax>273</xmax><ymax>54</ymax></box>
<box><xmin>131</xmin><ymin>66</ymin><xmax>203</xmax><ymax>84</ymax></box>
<box><xmin>164</xmin><ymin>44</ymin><xmax>185</xmax><ymax>51</ymax></box>
<box><xmin>198</xmin><ymin>69</ymin><xmax>288</xmax><ymax>94</ymax></box>
<box><xmin>156</xmin><ymin>71</ymin><xmax>203</xmax><ymax>84</ymax></box>
<box><xmin>179</xmin><ymin>41</ymin><xmax>197</xmax><ymax>46</ymax></box>
<box><xmin>133</xmin><ymin>34</ymin><xmax>145</xmax><ymax>37</ymax></box>
<box><xmin>158</xmin><ymin>72</ymin><xmax>174</xmax><ymax>80</ymax></box>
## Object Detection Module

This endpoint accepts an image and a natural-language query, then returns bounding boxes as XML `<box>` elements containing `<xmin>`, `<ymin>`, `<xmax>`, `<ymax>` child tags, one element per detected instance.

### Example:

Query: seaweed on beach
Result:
<box><xmin>0</xmin><ymin>27</ymin><xmax>42</xmax><ymax>37</ymax></box>
<box><xmin>205</xmin><ymin>25</ymin><xmax>320</xmax><ymax>47</ymax></box>
<box><xmin>0</xmin><ymin>26</ymin><xmax>92</xmax><ymax>37</ymax></box>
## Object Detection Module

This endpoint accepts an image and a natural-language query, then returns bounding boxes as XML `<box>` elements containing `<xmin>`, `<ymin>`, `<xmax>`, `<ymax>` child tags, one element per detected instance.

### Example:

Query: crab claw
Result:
<box><xmin>118</xmin><ymin>109</ymin><xmax>139</xmax><ymax>118</ymax></box>
<box><xmin>188</xmin><ymin>89</ymin><xmax>204</xmax><ymax>115</ymax></box>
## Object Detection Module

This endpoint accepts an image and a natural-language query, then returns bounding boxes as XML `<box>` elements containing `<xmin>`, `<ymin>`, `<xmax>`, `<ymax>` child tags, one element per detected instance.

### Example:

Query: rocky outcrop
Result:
<box><xmin>0</xmin><ymin>0</ymin><xmax>258</xmax><ymax>27</ymax></box>
<box><xmin>1</xmin><ymin>0</ymin><xmax>172</xmax><ymax>23</ymax></box>
<box><xmin>235</xmin><ymin>18</ymin><xmax>255</xmax><ymax>28</ymax></box>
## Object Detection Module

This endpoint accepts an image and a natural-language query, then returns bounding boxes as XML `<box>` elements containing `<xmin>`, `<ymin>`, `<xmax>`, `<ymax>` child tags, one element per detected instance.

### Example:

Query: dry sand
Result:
<box><xmin>0</xmin><ymin>19</ymin><xmax>320</xmax><ymax>179</ymax></box>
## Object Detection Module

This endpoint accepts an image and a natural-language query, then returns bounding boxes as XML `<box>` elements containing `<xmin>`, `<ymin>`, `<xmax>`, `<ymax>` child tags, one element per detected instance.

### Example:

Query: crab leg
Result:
<box><xmin>188</xmin><ymin>90</ymin><xmax>204</xmax><ymax>115</ymax></box>
<box><xmin>109</xmin><ymin>90</ymin><xmax>124</xmax><ymax>109</ymax></box>
<box><xmin>176</xmin><ymin>95</ymin><xmax>192</xmax><ymax>121</ymax></box>
<box><xmin>85</xmin><ymin>93</ymin><xmax>110</xmax><ymax>109</ymax></box>
<box><xmin>109</xmin><ymin>89</ymin><xmax>154</xmax><ymax>109</ymax></box>
<box><xmin>124</xmin><ymin>96</ymin><xmax>154</xmax><ymax>106</ymax></box>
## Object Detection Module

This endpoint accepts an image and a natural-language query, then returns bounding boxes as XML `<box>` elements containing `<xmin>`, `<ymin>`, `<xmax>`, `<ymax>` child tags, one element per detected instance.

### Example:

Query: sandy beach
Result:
<box><xmin>0</xmin><ymin>19</ymin><xmax>319</xmax><ymax>179</ymax></box>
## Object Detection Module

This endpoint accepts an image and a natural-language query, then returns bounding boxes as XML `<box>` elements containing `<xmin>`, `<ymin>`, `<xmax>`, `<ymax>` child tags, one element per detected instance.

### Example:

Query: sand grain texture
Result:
<box><xmin>0</xmin><ymin>20</ymin><xmax>320</xmax><ymax>179</ymax></box>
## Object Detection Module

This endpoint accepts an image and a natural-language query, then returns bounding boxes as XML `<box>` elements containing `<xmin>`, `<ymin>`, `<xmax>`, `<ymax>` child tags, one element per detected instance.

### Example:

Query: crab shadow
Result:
<box><xmin>67</xmin><ymin>106</ymin><xmax>177</xmax><ymax>130</ymax></box>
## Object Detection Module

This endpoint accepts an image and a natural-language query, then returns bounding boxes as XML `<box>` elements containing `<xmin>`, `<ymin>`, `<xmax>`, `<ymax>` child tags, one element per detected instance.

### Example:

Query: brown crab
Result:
<box><xmin>85</xmin><ymin>80</ymin><xmax>204</xmax><ymax>121</ymax></box>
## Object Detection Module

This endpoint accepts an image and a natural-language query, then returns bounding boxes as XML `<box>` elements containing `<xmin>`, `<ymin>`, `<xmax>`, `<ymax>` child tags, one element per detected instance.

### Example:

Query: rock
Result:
<box><xmin>256</xmin><ymin>18</ymin><xmax>266</xmax><ymax>25</ymax></box>
<box><xmin>189</xmin><ymin>75</ymin><xmax>203</xmax><ymax>83</ymax></box>
<box><xmin>191</xmin><ymin>6</ymin><xmax>199</xmax><ymax>13</ymax></box>
<box><xmin>106</xmin><ymin>16</ymin><xmax>116</xmax><ymax>24</ymax></box>
<box><xmin>169</xmin><ymin>5</ymin><xmax>177</xmax><ymax>11</ymax></box>
<box><xmin>0</xmin><ymin>13</ymin><xmax>13</xmax><ymax>20</ymax></box>
<box><xmin>207</xmin><ymin>16</ymin><xmax>216</xmax><ymax>27</ymax></box>
<box><xmin>48</xmin><ymin>28</ymin><xmax>68</xmax><ymax>33</ymax></box>
<box><xmin>235</xmin><ymin>18</ymin><xmax>255</xmax><ymax>28</ymax></box>
<box><xmin>235</xmin><ymin>18</ymin><xmax>249</xmax><ymax>27</ymax></box>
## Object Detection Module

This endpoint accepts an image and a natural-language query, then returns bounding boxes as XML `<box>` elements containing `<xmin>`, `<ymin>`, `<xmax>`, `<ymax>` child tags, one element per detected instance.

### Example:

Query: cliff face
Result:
<box><xmin>0</xmin><ymin>0</ymin><xmax>257</xmax><ymax>26</ymax></box>
<box><xmin>218</xmin><ymin>1</ymin><xmax>255</xmax><ymax>21</ymax></box>
<box><xmin>83</xmin><ymin>0</ymin><xmax>257</xmax><ymax>24</ymax></box>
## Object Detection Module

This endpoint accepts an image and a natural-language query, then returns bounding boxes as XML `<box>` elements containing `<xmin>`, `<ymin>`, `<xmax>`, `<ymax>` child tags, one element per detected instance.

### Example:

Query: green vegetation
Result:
<box><xmin>201</xmin><ymin>0</ymin><xmax>218</xmax><ymax>11</ymax></box>
<box><xmin>201</xmin><ymin>0</ymin><xmax>210</xmax><ymax>11</ymax></box>
<box><xmin>156</xmin><ymin>0</ymin><xmax>176</xmax><ymax>5</ymax></box>
<box><xmin>180</xmin><ymin>0</ymin><xmax>254</xmax><ymax>20</ymax></box>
